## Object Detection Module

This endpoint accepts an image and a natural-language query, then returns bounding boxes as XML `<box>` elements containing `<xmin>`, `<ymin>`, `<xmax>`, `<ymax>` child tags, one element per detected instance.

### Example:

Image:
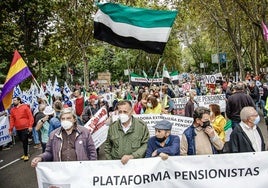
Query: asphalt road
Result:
<box><xmin>0</xmin><ymin>115</ymin><xmax>268</xmax><ymax>188</ymax></box>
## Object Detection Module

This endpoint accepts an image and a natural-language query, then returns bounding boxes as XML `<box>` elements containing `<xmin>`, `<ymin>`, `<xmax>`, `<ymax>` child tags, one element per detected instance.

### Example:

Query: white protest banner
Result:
<box><xmin>173</xmin><ymin>94</ymin><xmax>226</xmax><ymax>115</ymax></box>
<box><xmin>89</xmin><ymin>114</ymin><xmax>193</xmax><ymax>148</ymax></box>
<box><xmin>130</xmin><ymin>74</ymin><xmax>162</xmax><ymax>83</ymax></box>
<box><xmin>196</xmin><ymin>94</ymin><xmax>226</xmax><ymax>112</ymax></box>
<box><xmin>84</xmin><ymin>107</ymin><xmax>108</xmax><ymax>134</ymax></box>
<box><xmin>202</xmin><ymin>73</ymin><xmax>223</xmax><ymax>85</ymax></box>
<box><xmin>214</xmin><ymin>72</ymin><xmax>223</xmax><ymax>79</ymax></box>
<box><xmin>101</xmin><ymin>93</ymin><xmax>114</xmax><ymax>107</ymax></box>
<box><xmin>134</xmin><ymin>114</ymin><xmax>193</xmax><ymax>138</ymax></box>
<box><xmin>130</xmin><ymin>72</ymin><xmax>180</xmax><ymax>84</ymax></box>
<box><xmin>36</xmin><ymin>151</ymin><xmax>268</xmax><ymax>188</ymax></box>
<box><xmin>203</xmin><ymin>74</ymin><xmax>217</xmax><ymax>84</ymax></box>
<box><xmin>181</xmin><ymin>82</ymin><xmax>191</xmax><ymax>92</ymax></box>
<box><xmin>172</xmin><ymin>97</ymin><xmax>188</xmax><ymax>115</ymax></box>
<box><xmin>91</xmin><ymin>125</ymin><xmax>109</xmax><ymax>149</ymax></box>
<box><xmin>0</xmin><ymin>116</ymin><xmax>12</xmax><ymax>146</ymax></box>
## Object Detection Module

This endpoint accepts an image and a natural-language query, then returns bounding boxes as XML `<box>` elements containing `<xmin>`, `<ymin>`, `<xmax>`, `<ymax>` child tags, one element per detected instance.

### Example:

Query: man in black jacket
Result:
<box><xmin>248</xmin><ymin>81</ymin><xmax>260</xmax><ymax>107</ymax></box>
<box><xmin>226</xmin><ymin>81</ymin><xmax>255</xmax><ymax>129</ymax></box>
<box><xmin>229</xmin><ymin>106</ymin><xmax>265</xmax><ymax>153</ymax></box>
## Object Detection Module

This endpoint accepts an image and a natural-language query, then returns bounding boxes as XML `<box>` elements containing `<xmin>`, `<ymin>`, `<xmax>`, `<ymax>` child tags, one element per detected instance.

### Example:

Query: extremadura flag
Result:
<box><xmin>94</xmin><ymin>3</ymin><xmax>178</xmax><ymax>54</ymax></box>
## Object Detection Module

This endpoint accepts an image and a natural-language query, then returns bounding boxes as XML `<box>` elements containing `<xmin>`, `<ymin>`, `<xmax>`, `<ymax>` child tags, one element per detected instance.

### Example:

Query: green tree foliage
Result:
<box><xmin>176</xmin><ymin>0</ymin><xmax>268</xmax><ymax>79</ymax></box>
<box><xmin>0</xmin><ymin>0</ymin><xmax>53</xmax><ymax>85</ymax></box>
<box><xmin>1</xmin><ymin>0</ymin><xmax>267</xmax><ymax>87</ymax></box>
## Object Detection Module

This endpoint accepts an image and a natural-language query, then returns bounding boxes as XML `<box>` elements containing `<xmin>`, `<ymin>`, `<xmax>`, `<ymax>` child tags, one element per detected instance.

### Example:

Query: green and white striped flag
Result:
<box><xmin>94</xmin><ymin>3</ymin><xmax>178</xmax><ymax>54</ymax></box>
<box><xmin>163</xmin><ymin>64</ymin><xmax>170</xmax><ymax>78</ymax></box>
<box><xmin>142</xmin><ymin>70</ymin><xmax>148</xmax><ymax>78</ymax></box>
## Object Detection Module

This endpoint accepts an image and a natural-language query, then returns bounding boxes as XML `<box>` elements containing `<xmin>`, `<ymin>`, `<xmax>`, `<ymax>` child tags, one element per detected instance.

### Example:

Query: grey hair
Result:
<box><xmin>193</xmin><ymin>106</ymin><xmax>210</xmax><ymax>121</ymax></box>
<box><xmin>60</xmin><ymin>107</ymin><xmax>76</xmax><ymax>120</ymax></box>
<box><xmin>233</xmin><ymin>81</ymin><xmax>245</xmax><ymax>91</ymax></box>
<box><xmin>240</xmin><ymin>106</ymin><xmax>256</xmax><ymax>121</ymax></box>
<box><xmin>189</xmin><ymin>90</ymin><xmax>196</xmax><ymax>99</ymax></box>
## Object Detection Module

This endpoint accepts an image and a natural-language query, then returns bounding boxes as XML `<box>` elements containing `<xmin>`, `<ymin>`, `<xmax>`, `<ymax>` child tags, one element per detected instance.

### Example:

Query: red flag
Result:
<box><xmin>261</xmin><ymin>21</ymin><xmax>268</xmax><ymax>41</ymax></box>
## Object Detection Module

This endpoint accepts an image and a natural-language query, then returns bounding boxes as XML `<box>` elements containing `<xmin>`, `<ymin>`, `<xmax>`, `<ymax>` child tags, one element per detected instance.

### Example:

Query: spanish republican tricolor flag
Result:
<box><xmin>0</xmin><ymin>50</ymin><xmax>32</xmax><ymax>111</ymax></box>
<box><xmin>94</xmin><ymin>3</ymin><xmax>178</xmax><ymax>55</ymax></box>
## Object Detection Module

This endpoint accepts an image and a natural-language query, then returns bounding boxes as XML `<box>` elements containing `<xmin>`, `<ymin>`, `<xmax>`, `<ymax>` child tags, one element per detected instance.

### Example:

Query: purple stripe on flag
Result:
<box><xmin>0</xmin><ymin>102</ymin><xmax>4</xmax><ymax>112</ymax></box>
<box><xmin>0</xmin><ymin>67</ymin><xmax>32</xmax><ymax>101</ymax></box>
<box><xmin>262</xmin><ymin>21</ymin><xmax>268</xmax><ymax>41</ymax></box>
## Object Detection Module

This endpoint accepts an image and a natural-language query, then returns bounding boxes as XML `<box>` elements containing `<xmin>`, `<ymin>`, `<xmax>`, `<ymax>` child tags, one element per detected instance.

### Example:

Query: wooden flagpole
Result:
<box><xmin>150</xmin><ymin>57</ymin><xmax>162</xmax><ymax>88</ymax></box>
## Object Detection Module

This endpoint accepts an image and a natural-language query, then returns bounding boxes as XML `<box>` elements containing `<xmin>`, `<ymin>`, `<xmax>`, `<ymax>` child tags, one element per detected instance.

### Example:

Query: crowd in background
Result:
<box><xmin>1</xmin><ymin>71</ymin><xmax>268</xmax><ymax>165</ymax></box>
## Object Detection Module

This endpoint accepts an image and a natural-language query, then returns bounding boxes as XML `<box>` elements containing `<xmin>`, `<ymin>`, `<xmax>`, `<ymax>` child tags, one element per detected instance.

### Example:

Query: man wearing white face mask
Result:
<box><xmin>229</xmin><ymin>106</ymin><xmax>265</xmax><ymax>153</ymax></box>
<box><xmin>104</xmin><ymin>100</ymin><xmax>150</xmax><ymax>165</ymax></box>
<box><xmin>31</xmin><ymin>108</ymin><xmax>97</xmax><ymax>167</ymax></box>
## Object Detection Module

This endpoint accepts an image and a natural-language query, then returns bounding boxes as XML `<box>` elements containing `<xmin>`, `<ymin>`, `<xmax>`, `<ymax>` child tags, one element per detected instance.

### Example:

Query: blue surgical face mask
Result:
<box><xmin>254</xmin><ymin>115</ymin><xmax>260</xmax><ymax>125</ymax></box>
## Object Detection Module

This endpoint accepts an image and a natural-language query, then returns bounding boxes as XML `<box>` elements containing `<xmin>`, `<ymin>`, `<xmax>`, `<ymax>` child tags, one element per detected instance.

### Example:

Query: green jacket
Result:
<box><xmin>104</xmin><ymin>117</ymin><xmax>150</xmax><ymax>160</ymax></box>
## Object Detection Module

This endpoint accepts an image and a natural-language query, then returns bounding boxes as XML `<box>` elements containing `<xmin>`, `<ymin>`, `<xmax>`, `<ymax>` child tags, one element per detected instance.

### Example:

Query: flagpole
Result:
<box><xmin>31</xmin><ymin>75</ymin><xmax>49</xmax><ymax>104</ymax></box>
<box><xmin>150</xmin><ymin>57</ymin><xmax>162</xmax><ymax>88</ymax></box>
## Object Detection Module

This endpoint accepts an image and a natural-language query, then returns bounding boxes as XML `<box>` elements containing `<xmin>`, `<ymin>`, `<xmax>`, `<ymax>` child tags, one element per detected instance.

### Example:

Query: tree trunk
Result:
<box><xmin>82</xmin><ymin>48</ymin><xmax>89</xmax><ymax>89</ymax></box>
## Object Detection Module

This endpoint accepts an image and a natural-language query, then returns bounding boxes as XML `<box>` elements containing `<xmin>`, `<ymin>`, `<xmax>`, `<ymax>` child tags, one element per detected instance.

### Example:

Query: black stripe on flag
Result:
<box><xmin>94</xmin><ymin>22</ymin><xmax>167</xmax><ymax>54</ymax></box>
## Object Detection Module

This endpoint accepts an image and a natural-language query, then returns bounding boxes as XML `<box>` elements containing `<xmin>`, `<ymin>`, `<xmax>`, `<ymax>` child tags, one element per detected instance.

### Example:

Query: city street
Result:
<box><xmin>0</xmin><ymin>115</ymin><xmax>268</xmax><ymax>188</ymax></box>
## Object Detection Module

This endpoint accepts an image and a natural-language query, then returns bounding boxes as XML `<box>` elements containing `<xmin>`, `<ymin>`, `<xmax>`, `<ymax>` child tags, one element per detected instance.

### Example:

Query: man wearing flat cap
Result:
<box><xmin>145</xmin><ymin>120</ymin><xmax>180</xmax><ymax>160</ymax></box>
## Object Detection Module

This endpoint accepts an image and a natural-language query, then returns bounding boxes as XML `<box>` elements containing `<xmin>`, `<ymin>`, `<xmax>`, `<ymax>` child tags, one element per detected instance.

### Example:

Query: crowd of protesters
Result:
<box><xmin>0</xmin><ymin>73</ymin><xmax>267</xmax><ymax>166</ymax></box>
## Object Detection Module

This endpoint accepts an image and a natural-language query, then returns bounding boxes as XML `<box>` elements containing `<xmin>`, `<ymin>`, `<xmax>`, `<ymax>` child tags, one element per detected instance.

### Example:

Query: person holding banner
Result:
<box><xmin>145</xmin><ymin>120</ymin><xmax>180</xmax><ymax>160</ymax></box>
<box><xmin>104</xmin><ymin>100</ymin><xmax>150</xmax><ymax>165</ymax></box>
<box><xmin>9</xmin><ymin>97</ymin><xmax>34</xmax><ymax>161</ymax></box>
<box><xmin>229</xmin><ymin>106</ymin><xmax>265</xmax><ymax>153</ymax></box>
<box><xmin>180</xmin><ymin>107</ymin><xmax>224</xmax><ymax>155</ymax></box>
<box><xmin>31</xmin><ymin>108</ymin><xmax>97</xmax><ymax>167</ymax></box>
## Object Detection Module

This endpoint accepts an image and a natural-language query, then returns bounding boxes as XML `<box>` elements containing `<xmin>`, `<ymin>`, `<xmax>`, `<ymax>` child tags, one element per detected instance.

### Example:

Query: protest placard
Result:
<box><xmin>0</xmin><ymin>116</ymin><xmax>12</xmax><ymax>146</ymax></box>
<box><xmin>36</xmin><ymin>151</ymin><xmax>268</xmax><ymax>188</ymax></box>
